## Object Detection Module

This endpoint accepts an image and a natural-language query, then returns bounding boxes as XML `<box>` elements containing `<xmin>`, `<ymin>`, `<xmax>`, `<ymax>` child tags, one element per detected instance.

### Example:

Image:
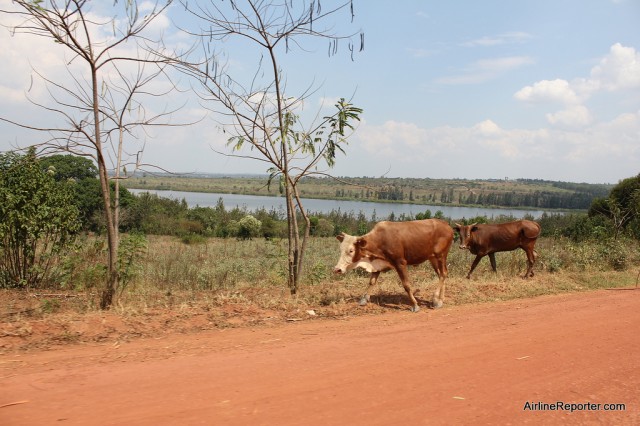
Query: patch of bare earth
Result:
<box><xmin>1</xmin><ymin>288</ymin><xmax>639</xmax><ymax>425</ymax></box>
<box><xmin>0</xmin><ymin>287</ymin><xmax>398</xmax><ymax>354</ymax></box>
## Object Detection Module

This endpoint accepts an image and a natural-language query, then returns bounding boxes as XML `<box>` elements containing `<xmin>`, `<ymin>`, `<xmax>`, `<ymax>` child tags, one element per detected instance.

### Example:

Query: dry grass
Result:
<box><xmin>1</xmin><ymin>234</ymin><xmax>638</xmax><ymax>353</ymax></box>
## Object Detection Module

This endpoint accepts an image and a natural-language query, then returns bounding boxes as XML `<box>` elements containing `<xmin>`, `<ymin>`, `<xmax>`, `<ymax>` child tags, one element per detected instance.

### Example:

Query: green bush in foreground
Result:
<box><xmin>0</xmin><ymin>149</ymin><xmax>80</xmax><ymax>288</ymax></box>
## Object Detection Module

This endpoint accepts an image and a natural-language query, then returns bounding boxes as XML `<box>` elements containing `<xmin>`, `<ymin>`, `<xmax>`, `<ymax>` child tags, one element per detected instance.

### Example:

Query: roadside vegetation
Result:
<box><xmin>1</xmin><ymin>232</ymin><xmax>639</xmax><ymax>351</ymax></box>
<box><xmin>2</xmin><ymin>154</ymin><xmax>639</xmax><ymax>293</ymax></box>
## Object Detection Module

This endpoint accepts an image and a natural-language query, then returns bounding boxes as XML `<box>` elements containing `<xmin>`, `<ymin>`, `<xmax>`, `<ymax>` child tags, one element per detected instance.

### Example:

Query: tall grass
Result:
<box><xmin>61</xmin><ymin>234</ymin><xmax>640</xmax><ymax>313</ymax></box>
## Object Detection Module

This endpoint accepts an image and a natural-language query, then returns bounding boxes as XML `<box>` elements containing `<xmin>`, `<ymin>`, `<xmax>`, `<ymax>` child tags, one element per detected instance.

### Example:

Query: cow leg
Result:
<box><xmin>433</xmin><ymin>274</ymin><xmax>446</xmax><ymax>309</ymax></box>
<box><xmin>395</xmin><ymin>262</ymin><xmax>420</xmax><ymax>312</ymax></box>
<box><xmin>522</xmin><ymin>248</ymin><xmax>537</xmax><ymax>278</ymax></box>
<box><xmin>359</xmin><ymin>271</ymin><xmax>380</xmax><ymax>306</ymax></box>
<box><xmin>466</xmin><ymin>255</ymin><xmax>484</xmax><ymax>279</ymax></box>
<box><xmin>429</xmin><ymin>256</ymin><xmax>447</xmax><ymax>309</ymax></box>
<box><xmin>489</xmin><ymin>253</ymin><xmax>497</xmax><ymax>272</ymax></box>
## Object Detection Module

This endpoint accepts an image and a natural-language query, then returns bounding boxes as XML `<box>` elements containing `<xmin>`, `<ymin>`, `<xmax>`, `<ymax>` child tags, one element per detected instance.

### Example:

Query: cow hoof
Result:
<box><xmin>410</xmin><ymin>305</ymin><xmax>421</xmax><ymax>313</ymax></box>
<box><xmin>432</xmin><ymin>300</ymin><xmax>443</xmax><ymax>309</ymax></box>
<box><xmin>359</xmin><ymin>297</ymin><xmax>369</xmax><ymax>306</ymax></box>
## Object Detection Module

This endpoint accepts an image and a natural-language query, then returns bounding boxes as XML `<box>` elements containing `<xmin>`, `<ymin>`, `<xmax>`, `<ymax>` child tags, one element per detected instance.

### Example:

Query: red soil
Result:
<box><xmin>2</xmin><ymin>288</ymin><xmax>639</xmax><ymax>425</ymax></box>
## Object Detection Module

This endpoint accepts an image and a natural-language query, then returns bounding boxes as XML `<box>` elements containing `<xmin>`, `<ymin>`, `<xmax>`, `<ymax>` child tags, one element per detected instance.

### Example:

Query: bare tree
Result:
<box><xmin>605</xmin><ymin>190</ymin><xmax>640</xmax><ymax>240</ymax></box>
<box><xmin>173</xmin><ymin>0</ymin><xmax>363</xmax><ymax>294</ymax></box>
<box><xmin>0</xmin><ymin>0</ymin><xmax>180</xmax><ymax>308</ymax></box>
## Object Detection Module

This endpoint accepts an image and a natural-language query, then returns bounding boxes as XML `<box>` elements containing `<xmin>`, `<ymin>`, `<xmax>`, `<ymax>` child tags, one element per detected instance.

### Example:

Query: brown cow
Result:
<box><xmin>453</xmin><ymin>220</ymin><xmax>541</xmax><ymax>279</ymax></box>
<box><xmin>333</xmin><ymin>219</ymin><xmax>454</xmax><ymax>312</ymax></box>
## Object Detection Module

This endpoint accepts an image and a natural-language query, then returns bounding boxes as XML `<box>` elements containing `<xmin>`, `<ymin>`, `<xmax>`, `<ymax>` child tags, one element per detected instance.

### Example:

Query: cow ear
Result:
<box><xmin>356</xmin><ymin>238</ymin><xmax>367</xmax><ymax>248</ymax></box>
<box><xmin>471</xmin><ymin>226</ymin><xmax>479</xmax><ymax>232</ymax></box>
<box><xmin>336</xmin><ymin>232</ymin><xmax>345</xmax><ymax>242</ymax></box>
<box><xmin>453</xmin><ymin>223</ymin><xmax>462</xmax><ymax>231</ymax></box>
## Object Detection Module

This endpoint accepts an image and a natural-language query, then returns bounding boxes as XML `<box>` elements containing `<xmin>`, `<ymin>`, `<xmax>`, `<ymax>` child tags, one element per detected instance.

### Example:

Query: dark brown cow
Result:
<box><xmin>333</xmin><ymin>219</ymin><xmax>454</xmax><ymax>312</ymax></box>
<box><xmin>453</xmin><ymin>220</ymin><xmax>541</xmax><ymax>279</ymax></box>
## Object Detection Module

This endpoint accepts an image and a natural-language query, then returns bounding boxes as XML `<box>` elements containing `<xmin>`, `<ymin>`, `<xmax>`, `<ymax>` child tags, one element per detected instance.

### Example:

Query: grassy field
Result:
<box><xmin>9</xmin><ymin>234</ymin><xmax>640</xmax><ymax>310</ymax></box>
<box><xmin>2</xmin><ymin>233</ymin><xmax>638</xmax><ymax>353</ymax></box>
<box><xmin>124</xmin><ymin>234</ymin><xmax>639</xmax><ymax>307</ymax></box>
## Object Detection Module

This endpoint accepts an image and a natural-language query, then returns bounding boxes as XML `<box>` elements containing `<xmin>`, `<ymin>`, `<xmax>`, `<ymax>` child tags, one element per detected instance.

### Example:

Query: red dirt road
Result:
<box><xmin>2</xmin><ymin>289</ymin><xmax>639</xmax><ymax>425</ymax></box>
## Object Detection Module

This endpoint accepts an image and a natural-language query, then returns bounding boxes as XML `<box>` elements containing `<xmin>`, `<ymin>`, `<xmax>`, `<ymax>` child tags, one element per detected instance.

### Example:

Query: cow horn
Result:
<box><xmin>469</xmin><ymin>222</ymin><xmax>478</xmax><ymax>227</ymax></box>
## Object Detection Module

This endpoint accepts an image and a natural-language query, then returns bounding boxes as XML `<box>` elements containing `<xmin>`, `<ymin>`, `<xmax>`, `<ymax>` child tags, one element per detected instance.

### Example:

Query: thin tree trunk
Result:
<box><xmin>91</xmin><ymin>66</ymin><xmax>118</xmax><ymax>310</ymax></box>
<box><xmin>284</xmin><ymin>174</ymin><xmax>299</xmax><ymax>295</ymax></box>
<box><xmin>115</xmin><ymin>129</ymin><xmax>123</xmax><ymax>249</ymax></box>
<box><xmin>97</xmin><ymin>153</ymin><xmax>119</xmax><ymax>309</ymax></box>
<box><xmin>268</xmin><ymin>43</ymin><xmax>301</xmax><ymax>295</ymax></box>
<box><xmin>293</xmin><ymin>187</ymin><xmax>311</xmax><ymax>279</ymax></box>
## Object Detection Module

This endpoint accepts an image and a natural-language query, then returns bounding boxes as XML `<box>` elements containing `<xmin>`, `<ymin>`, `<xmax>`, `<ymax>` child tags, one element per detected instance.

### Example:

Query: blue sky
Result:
<box><xmin>1</xmin><ymin>0</ymin><xmax>639</xmax><ymax>184</ymax></box>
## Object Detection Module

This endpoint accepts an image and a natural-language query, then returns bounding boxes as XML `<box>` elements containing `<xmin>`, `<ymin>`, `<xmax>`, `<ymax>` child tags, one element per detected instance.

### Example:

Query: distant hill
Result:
<box><xmin>123</xmin><ymin>174</ymin><xmax>613</xmax><ymax>211</ymax></box>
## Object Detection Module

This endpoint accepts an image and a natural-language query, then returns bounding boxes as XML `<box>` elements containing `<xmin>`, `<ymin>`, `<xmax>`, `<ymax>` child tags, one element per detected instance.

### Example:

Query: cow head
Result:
<box><xmin>454</xmin><ymin>222</ymin><xmax>478</xmax><ymax>250</ymax></box>
<box><xmin>333</xmin><ymin>232</ymin><xmax>367</xmax><ymax>274</ymax></box>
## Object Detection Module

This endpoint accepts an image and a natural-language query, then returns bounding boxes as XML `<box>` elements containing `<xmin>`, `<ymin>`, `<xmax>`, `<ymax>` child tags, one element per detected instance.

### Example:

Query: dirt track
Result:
<box><xmin>2</xmin><ymin>288</ymin><xmax>639</xmax><ymax>425</ymax></box>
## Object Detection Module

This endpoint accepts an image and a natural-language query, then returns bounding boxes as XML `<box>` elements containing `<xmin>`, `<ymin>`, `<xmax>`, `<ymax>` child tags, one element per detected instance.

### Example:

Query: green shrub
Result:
<box><xmin>118</xmin><ymin>233</ymin><xmax>148</xmax><ymax>293</ymax></box>
<box><xmin>181</xmin><ymin>234</ymin><xmax>207</xmax><ymax>245</ymax></box>
<box><xmin>599</xmin><ymin>240</ymin><xmax>628</xmax><ymax>271</ymax></box>
<box><xmin>545</xmin><ymin>255</ymin><xmax>563</xmax><ymax>273</ymax></box>
<box><xmin>236</xmin><ymin>215</ymin><xmax>262</xmax><ymax>240</ymax></box>
<box><xmin>0</xmin><ymin>149</ymin><xmax>80</xmax><ymax>288</ymax></box>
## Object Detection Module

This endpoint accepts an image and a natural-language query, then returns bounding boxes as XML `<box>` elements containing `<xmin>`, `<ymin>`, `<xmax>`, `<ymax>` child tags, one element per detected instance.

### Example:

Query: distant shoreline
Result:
<box><xmin>122</xmin><ymin>174</ymin><xmax>600</xmax><ymax>212</ymax></box>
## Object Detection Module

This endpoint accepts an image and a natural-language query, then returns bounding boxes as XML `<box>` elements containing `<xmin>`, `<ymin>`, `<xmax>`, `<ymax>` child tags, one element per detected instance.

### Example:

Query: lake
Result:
<box><xmin>129</xmin><ymin>188</ymin><xmax>558</xmax><ymax>221</ymax></box>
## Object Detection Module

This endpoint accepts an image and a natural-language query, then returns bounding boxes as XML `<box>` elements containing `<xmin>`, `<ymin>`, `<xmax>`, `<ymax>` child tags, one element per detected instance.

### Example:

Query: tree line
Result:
<box><xmin>332</xmin><ymin>181</ymin><xmax>608</xmax><ymax>209</ymax></box>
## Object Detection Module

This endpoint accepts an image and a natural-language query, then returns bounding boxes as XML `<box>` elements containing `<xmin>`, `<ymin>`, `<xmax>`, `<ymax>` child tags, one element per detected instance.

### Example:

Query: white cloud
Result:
<box><xmin>473</xmin><ymin>119</ymin><xmax>502</xmax><ymax>136</ymax></box>
<box><xmin>349</xmin><ymin>111</ymin><xmax>639</xmax><ymax>179</ymax></box>
<box><xmin>590</xmin><ymin>43</ymin><xmax>640</xmax><ymax>91</ymax></box>
<box><xmin>0</xmin><ymin>2</ymin><xmax>176</xmax><ymax>108</ymax></box>
<box><xmin>438</xmin><ymin>56</ymin><xmax>534</xmax><ymax>85</ymax></box>
<box><xmin>556</xmin><ymin>110</ymin><xmax>640</xmax><ymax>161</ymax></box>
<box><xmin>139</xmin><ymin>1</ymin><xmax>159</xmax><ymax>12</ymax></box>
<box><xmin>357</xmin><ymin>120</ymin><xmax>429</xmax><ymax>157</ymax></box>
<box><xmin>514</xmin><ymin>79</ymin><xmax>581</xmax><ymax>104</ymax></box>
<box><xmin>514</xmin><ymin>43</ymin><xmax>640</xmax><ymax>135</ymax></box>
<box><xmin>0</xmin><ymin>83</ymin><xmax>28</xmax><ymax>103</ymax></box>
<box><xmin>546</xmin><ymin>105</ymin><xmax>593</xmax><ymax>128</ymax></box>
<box><xmin>516</xmin><ymin>43</ymin><xmax>640</xmax><ymax>104</ymax></box>
<box><xmin>462</xmin><ymin>32</ymin><xmax>533</xmax><ymax>47</ymax></box>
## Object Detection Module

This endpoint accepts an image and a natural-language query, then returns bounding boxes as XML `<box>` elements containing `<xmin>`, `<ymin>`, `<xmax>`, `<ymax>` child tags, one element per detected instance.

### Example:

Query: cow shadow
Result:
<box><xmin>353</xmin><ymin>291</ymin><xmax>438</xmax><ymax>311</ymax></box>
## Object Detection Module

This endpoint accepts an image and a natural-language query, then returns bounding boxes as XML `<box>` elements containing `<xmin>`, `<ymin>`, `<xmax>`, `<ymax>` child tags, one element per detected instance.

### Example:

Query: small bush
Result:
<box><xmin>181</xmin><ymin>234</ymin><xmax>207</xmax><ymax>245</ymax></box>
<box><xmin>236</xmin><ymin>215</ymin><xmax>262</xmax><ymax>240</ymax></box>
<box><xmin>60</xmin><ymin>237</ymin><xmax>105</xmax><ymax>290</ymax></box>
<box><xmin>545</xmin><ymin>255</ymin><xmax>563</xmax><ymax>273</ymax></box>
<box><xmin>40</xmin><ymin>298</ymin><xmax>61</xmax><ymax>314</ymax></box>
<box><xmin>600</xmin><ymin>241</ymin><xmax>628</xmax><ymax>271</ymax></box>
<box><xmin>0</xmin><ymin>149</ymin><xmax>81</xmax><ymax>288</ymax></box>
